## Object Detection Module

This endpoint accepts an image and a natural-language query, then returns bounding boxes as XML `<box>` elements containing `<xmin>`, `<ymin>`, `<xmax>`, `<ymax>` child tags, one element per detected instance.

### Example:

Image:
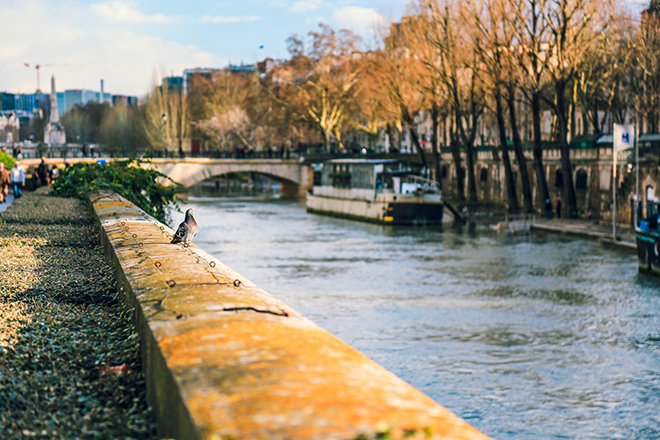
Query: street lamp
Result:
<box><xmin>162</xmin><ymin>113</ymin><xmax>168</xmax><ymax>158</ymax></box>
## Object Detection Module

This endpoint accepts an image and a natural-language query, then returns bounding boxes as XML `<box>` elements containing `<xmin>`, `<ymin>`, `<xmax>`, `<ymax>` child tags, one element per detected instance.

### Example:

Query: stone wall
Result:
<box><xmin>91</xmin><ymin>191</ymin><xmax>491</xmax><ymax>440</ymax></box>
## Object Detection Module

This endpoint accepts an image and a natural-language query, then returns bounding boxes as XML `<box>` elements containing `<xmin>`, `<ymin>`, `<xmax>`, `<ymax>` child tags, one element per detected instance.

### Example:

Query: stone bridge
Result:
<box><xmin>150</xmin><ymin>158</ymin><xmax>315</xmax><ymax>198</ymax></box>
<box><xmin>19</xmin><ymin>157</ymin><xmax>315</xmax><ymax>197</ymax></box>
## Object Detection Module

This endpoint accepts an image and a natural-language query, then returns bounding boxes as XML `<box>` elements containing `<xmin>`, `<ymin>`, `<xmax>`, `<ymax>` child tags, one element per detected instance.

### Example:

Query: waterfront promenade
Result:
<box><xmin>531</xmin><ymin>217</ymin><xmax>637</xmax><ymax>253</ymax></box>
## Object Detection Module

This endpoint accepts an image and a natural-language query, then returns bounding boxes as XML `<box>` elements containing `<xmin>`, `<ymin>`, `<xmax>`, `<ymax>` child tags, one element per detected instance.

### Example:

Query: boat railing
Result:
<box><xmin>402</xmin><ymin>175</ymin><xmax>442</xmax><ymax>194</ymax></box>
<box><xmin>312</xmin><ymin>186</ymin><xmax>377</xmax><ymax>201</ymax></box>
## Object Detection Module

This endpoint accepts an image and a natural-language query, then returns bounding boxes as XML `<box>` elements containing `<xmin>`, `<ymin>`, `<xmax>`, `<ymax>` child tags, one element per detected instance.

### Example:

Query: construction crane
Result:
<box><xmin>23</xmin><ymin>62</ymin><xmax>80</xmax><ymax>93</ymax></box>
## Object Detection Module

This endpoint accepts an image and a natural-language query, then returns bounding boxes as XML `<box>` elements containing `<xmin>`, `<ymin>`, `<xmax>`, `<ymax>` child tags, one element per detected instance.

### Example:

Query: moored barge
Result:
<box><xmin>306</xmin><ymin>159</ymin><xmax>444</xmax><ymax>225</ymax></box>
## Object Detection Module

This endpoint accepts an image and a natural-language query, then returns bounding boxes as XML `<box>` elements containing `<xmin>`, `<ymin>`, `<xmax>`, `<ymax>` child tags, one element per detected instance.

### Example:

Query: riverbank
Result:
<box><xmin>531</xmin><ymin>217</ymin><xmax>637</xmax><ymax>254</ymax></box>
<box><xmin>0</xmin><ymin>189</ymin><xmax>156</xmax><ymax>439</ymax></box>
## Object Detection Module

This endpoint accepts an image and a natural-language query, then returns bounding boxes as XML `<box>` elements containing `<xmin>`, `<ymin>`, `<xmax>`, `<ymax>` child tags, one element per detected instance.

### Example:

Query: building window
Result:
<box><xmin>480</xmin><ymin>167</ymin><xmax>489</xmax><ymax>182</ymax></box>
<box><xmin>555</xmin><ymin>169</ymin><xmax>563</xmax><ymax>188</ymax></box>
<box><xmin>576</xmin><ymin>170</ymin><xmax>588</xmax><ymax>189</ymax></box>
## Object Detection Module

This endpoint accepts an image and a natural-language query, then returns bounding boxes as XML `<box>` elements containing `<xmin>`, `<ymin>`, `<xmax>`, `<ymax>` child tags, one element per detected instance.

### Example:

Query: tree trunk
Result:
<box><xmin>402</xmin><ymin>107</ymin><xmax>429</xmax><ymax>171</ymax></box>
<box><xmin>507</xmin><ymin>87</ymin><xmax>533</xmax><ymax>213</ymax></box>
<box><xmin>386</xmin><ymin>122</ymin><xmax>400</xmax><ymax>152</ymax></box>
<box><xmin>431</xmin><ymin>105</ymin><xmax>443</xmax><ymax>190</ymax></box>
<box><xmin>555</xmin><ymin>82</ymin><xmax>578</xmax><ymax>217</ymax></box>
<box><xmin>456</xmin><ymin>108</ymin><xmax>478</xmax><ymax>203</ymax></box>
<box><xmin>496</xmin><ymin>91</ymin><xmax>519</xmax><ymax>212</ymax></box>
<box><xmin>450</xmin><ymin>127</ymin><xmax>465</xmax><ymax>201</ymax></box>
<box><xmin>532</xmin><ymin>91</ymin><xmax>549</xmax><ymax>209</ymax></box>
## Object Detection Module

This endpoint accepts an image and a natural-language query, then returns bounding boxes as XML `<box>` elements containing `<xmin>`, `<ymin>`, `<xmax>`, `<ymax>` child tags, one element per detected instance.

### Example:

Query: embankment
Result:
<box><xmin>91</xmin><ymin>190</ymin><xmax>490</xmax><ymax>440</ymax></box>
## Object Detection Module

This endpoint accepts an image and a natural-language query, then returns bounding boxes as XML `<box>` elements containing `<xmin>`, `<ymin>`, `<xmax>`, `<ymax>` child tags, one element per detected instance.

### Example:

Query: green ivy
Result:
<box><xmin>50</xmin><ymin>158</ymin><xmax>180</xmax><ymax>223</ymax></box>
<box><xmin>0</xmin><ymin>150</ymin><xmax>16</xmax><ymax>171</ymax></box>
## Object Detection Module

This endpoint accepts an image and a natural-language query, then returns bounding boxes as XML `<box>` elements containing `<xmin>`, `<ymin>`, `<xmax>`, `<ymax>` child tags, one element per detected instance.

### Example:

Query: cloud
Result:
<box><xmin>0</xmin><ymin>0</ymin><xmax>224</xmax><ymax>96</ymax></box>
<box><xmin>90</xmin><ymin>0</ymin><xmax>176</xmax><ymax>24</ymax></box>
<box><xmin>290</xmin><ymin>0</ymin><xmax>324</xmax><ymax>13</ymax></box>
<box><xmin>332</xmin><ymin>6</ymin><xmax>383</xmax><ymax>33</ymax></box>
<box><xmin>87</xmin><ymin>30</ymin><xmax>223</xmax><ymax>95</ymax></box>
<box><xmin>200</xmin><ymin>15</ymin><xmax>262</xmax><ymax>23</ymax></box>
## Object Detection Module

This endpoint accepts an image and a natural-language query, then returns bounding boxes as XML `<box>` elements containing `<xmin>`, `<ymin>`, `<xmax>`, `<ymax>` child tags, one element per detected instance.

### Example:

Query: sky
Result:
<box><xmin>0</xmin><ymin>0</ymin><xmax>650</xmax><ymax>98</ymax></box>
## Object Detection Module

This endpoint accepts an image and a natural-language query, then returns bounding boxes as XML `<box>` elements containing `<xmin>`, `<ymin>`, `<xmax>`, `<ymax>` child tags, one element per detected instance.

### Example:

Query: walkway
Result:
<box><xmin>531</xmin><ymin>217</ymin><xmax>637</xmax><ymax>253</ymax></box>
<box><xmin>0</xmin><ymin>189</ymin><xmax>155</xmax><ymax>438</ymax></box>
<box><xmin>0</xmin><ymin>193</ymin><xmax>14</xmax><ymax>212</ymax></box>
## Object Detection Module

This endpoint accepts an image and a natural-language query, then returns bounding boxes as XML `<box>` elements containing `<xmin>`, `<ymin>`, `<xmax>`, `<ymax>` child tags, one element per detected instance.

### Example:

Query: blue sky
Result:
<box><xmin>0</xmin><ymin>0</ymin><xmax>649</xmax><ymax>98</ymax></box>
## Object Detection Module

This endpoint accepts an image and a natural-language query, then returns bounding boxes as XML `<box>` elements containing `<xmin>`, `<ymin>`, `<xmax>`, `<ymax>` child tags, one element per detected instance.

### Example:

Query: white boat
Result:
<box><xmin>306</xmin><ymin>159</ymin><xmax>444</xmax><ymax>225</ymax></box>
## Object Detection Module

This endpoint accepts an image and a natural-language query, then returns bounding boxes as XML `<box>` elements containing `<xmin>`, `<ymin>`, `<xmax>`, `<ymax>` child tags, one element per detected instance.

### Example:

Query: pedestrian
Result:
<box><xmin>37</xmin><ymin>157</ymin><xmax>50</xmax><ymax>186</ymax></box>
<box><xmin>0</xmin><ymin>162</ymin><xmax>10</xmax><ymax>203</ymax></box>
<box><xmin>545</xmin><ymin>199</ymin><xmax>553</xmax><ymax>219</ymax></box>
<box><xmin>10</xmin><ymin>161</ymin><xmax>25</xmax><ymax>199</ymax></box>
<box><xmin>31</xmin><ymin>170</ymin><xmax>40</xmax><ymax>190</ymax></box>
<box><xmin>50</xmin><ymin>164</ymin><xmax>60</xmax><ymax>181</ymax></box>
<box><xmin>555</xmin><ymin>199</ymin><xmax>562</xmax><ymax>219</ymax></box>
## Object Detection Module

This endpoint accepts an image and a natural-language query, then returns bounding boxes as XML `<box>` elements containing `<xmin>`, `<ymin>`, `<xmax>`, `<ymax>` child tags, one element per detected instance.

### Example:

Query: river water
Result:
<box><xmin>181</xmin><ymin>196</ymin><xmax>660</xmax><ymax>440</ymax></box>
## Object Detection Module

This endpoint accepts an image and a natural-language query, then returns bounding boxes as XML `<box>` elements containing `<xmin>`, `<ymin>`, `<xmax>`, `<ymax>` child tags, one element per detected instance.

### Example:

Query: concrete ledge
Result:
<box><xmin>91</xmin><ymin>191</ymin><xmax>490</xmax><ymax>440</ymax></box>
<box><xmin>530</xmin><ymin>223</ymin><xmax>637</xmax><ymax>254</ymax></box>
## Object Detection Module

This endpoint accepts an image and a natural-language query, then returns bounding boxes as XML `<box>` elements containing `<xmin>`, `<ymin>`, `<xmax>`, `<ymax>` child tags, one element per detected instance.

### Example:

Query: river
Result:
<box><xmin>181</xmin><ymin>195</ymin><xmax>660</xmax><ymax>440</ymax></box>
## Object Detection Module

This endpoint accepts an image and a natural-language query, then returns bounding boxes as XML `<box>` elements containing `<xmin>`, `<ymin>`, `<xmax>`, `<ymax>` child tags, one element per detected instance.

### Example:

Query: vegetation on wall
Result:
<box><xmin>50</xmin><ymin>158</ymin><xmax>180</xmax><ymax>223</ymax></box>
<box><xmin>0</xmin><ymin>151</ymin><xmax>16</xmax><ymax>170</ymax></box>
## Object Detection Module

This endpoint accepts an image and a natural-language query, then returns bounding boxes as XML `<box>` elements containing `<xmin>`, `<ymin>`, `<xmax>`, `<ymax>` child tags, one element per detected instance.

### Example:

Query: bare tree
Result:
<box><xmin>373</xmin><ymin>16</ymin><xmax>429</xmax><ymax>170</ymax></box>
<box><xmin>143</xmin><ymin>75</ymin><xmax>188</xmax><ymax>156</ymax></box>
<box><xmin>514</xmin><ymin>0</ymin><xmax>552</xmax><ymax>208</ymax></box>
<box><xmin>633</xmin><ymin>3</ymin><xmax>660</xmax><ymax>133</ymax></box>
<box><xmin>468</xmin><ymin>0</ymin><xmax>536</xmax><ymax>212</ymax></box>
<box><xmin>428</xmin><ymin>1</ymin><xmax>485</xmax><ymax>202</ymax></box>
<box><xmin>542</xmin><ymin>0</ymin><xmax>615</xmax><ymax>216</ymax></box>
<box><xmin>271</xmin><ymin>24</ymin><xmax>362</xmax><ymax>152</ymax></box>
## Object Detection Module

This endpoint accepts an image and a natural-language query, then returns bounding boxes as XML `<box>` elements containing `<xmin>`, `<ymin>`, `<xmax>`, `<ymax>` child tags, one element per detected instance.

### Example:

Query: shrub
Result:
<box><xmin>0</xmin><ymin>150</ymin><xmax>15</xmax><ymax>170</ymax></box>
<box><xmin>51</xmin><ymin>158</ymin><xmax>180</xmax><ymax>223</ymax></box>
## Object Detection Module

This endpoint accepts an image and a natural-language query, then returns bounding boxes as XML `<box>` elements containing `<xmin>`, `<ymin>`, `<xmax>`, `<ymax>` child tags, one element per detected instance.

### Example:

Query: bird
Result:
<box><xmin>171</xmin><ymin>208</ymin><xmax>198</xmax><ymax>246</ymax></box>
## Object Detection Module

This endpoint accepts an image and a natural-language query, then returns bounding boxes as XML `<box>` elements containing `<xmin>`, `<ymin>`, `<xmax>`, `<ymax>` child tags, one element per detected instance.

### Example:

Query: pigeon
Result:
<box><xmin>171</xmin><ymin>208</ymin><xmax>198</xmax><ymax>246</ymax></box>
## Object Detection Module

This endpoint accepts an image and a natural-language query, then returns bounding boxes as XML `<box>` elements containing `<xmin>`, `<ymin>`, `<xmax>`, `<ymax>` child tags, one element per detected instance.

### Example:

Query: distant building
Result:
<box><xmin>0</xmin><ymin>93</ymin><xmax>16</xmax><ymax>111</ymax></box>
<box><xmin>15</xmin><ymin>93</ymin><xmax>47</xmax><ymax>113</ymax></box>
<box><xmin>0</xmin><ymin>82</ymin><xmax>137</xmax><ymax>143</ymax></box>
<box><xmin>0</xmin><ymin>111</ymin><xmax>20</xmax><ymax>145</ymax></box>
<box><xmin>112</xmin><ymin>95</ymin><xmax>139</xmax><ymax>107</ymax></box>
<box><xmin>163</xmin><ymin>76</ymin><xmax>184</xmax><ymax>94</ymax></box>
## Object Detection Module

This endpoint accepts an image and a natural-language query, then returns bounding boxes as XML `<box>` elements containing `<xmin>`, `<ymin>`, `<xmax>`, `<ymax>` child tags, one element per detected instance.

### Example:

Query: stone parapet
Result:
<box><xmin>91</xmin><ymin>191</ymin><xmax>490</xmax><ymax>440</ymax></box>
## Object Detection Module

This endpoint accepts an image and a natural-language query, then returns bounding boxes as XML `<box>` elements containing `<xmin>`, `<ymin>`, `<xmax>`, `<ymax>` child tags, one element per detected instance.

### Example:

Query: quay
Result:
<box><xmin>92</xmin><ymin>191</ymin><xmax>490</xmax><ymax>440</ymax></box>
<box><xmin>530</xmin><ymin>218</ymin><xmax>637</xmax><ymax>254</ymax></box>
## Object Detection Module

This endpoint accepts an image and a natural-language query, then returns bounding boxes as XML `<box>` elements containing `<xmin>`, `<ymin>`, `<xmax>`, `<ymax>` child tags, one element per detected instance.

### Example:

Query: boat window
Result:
<box><xmin>647</xmin><ymin>185</ymin><xmax>655</xmax><ymax>202</ymax></box>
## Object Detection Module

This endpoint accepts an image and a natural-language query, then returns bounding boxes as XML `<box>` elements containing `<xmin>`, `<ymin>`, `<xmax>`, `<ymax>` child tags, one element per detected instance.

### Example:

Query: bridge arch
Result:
<box><xmin>151</xmin><ymin>159</ymin><xmax>314</xmax><ymax>198</ymax></box>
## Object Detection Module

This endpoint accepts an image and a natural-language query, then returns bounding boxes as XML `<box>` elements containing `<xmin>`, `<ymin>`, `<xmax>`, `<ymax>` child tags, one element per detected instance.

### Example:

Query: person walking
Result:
<box><xmin>10</xmin><ymin>161</ymin><xmax>25</xmax><ymax>199</ymax></box>
<box><xmin>545</xmin><ymin>199</ymin><xmax>553</xmax><ymax>219</ymax></box>
<box><xmin>556</xmin><ymin>199</ymin><xmax>562</xmax><ymax>219</ymax></box>
<box><xmin>37</xmin><ymin>157</ymin><xmax>50</xmax><ymax>186</ymax></box>
<box><xmin>0</xmin><ymin>162</ymin><xmax>10</xmax><ymax>203</ymax></box>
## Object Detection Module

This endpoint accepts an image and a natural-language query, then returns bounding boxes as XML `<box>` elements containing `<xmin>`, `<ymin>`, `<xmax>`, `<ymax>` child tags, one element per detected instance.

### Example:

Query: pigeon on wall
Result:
<box><xmin>171</xmin><ymin>208</ymin><xmax>198</xmax><ymax>246</ymax></box>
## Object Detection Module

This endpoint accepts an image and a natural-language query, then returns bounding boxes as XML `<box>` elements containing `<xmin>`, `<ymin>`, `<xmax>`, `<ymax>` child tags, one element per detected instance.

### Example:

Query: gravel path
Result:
<box><xmin>0</xmin><ymin>189</ymin><xmax>156</xmax><ymax>439</ymax></box>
